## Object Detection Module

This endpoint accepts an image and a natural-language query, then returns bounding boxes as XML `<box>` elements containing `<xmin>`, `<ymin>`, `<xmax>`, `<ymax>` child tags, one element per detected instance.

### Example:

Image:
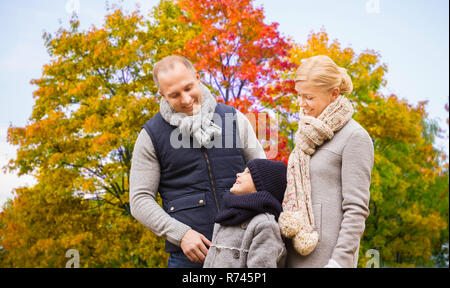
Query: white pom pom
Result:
<box><xmin>292</xmin><ymin>228</ymin><xmax>319</xmax><ymax>256</ymax></box>
<box><xmin>278</xmin><ymin>211</ymin><xmax>302</xmax><ymax>238</ymax></box>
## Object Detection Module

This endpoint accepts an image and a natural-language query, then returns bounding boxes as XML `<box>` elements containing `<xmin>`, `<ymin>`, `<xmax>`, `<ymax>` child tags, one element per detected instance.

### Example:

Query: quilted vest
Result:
<box><xmin>143</xmin><ymin>103</ymin><xmax>246</xmax><ymax>252</ymax></box>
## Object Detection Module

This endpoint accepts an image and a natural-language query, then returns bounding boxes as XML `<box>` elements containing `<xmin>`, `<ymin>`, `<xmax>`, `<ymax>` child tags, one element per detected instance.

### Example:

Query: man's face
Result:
<box><xmin>158</xmin><ymin>63</ymin><xmax>202</xmax><ymax>116</ymax></box>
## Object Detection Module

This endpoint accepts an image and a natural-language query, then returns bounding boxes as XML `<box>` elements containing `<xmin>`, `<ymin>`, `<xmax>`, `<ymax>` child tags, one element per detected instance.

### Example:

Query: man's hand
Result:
<box><xmin>180</xmin><ymin>229</ymin><xmax>211</xmax><ymax>263</ymax></box>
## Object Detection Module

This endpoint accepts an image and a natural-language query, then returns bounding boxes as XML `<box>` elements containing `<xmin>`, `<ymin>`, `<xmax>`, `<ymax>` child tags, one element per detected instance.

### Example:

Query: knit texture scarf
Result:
<box><xmin>159</xmin><ymin>83</ymin><xmax>222</xmax><ymax>147</ymax></box>
<box><xmin>278</xmin><ymin>95</ymin><xmax>354</xmax><ymax>256</ymax></box>
<box><xmin>215</xmin><ymin>190</ymin><xmax>282</xmax><ymax>226</ymax></box>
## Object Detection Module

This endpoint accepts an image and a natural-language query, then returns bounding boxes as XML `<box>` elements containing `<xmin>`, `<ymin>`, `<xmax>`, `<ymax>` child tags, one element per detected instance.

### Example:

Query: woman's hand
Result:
<box><xmin>324</xmin><ymin>258</ymin><xmax>342</xmax><ymax>268</ymax></box>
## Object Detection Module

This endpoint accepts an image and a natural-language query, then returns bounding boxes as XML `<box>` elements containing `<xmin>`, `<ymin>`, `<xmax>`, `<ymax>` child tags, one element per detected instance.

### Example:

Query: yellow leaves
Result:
<box><xmin>1</xmin><ymin>179</ymin><xmax>165</xmax><ymax>267</ymax></box>
<box><xmin>33</xmin><ymin>239</ymin><xmax>55</xmax><ymax>254</ymax></box>
<box><xmin>83</xmin><ymin>115</ymin><xmax>100</xmax><ymax>133</ymax></box>
<box><xmin>290</xmin><ymin>29</ymin><xmax>355</xmax><ymax>70</ymax></box>
<box><xmin>355</xmin><ymin>94</ymin><xmax>423</xmax><ymax>143</ymax></box>
<box><xmin>142</xmin><ymin>62</ymin><xmax>152</xmax><ymax>74</ymax></box>
<box><xmin>48</xmin><ymin>153</ymin><xmax>64</xmax><ymax>167</ymax></box>
<box><xmin>25</xmin><ymin>122</ymin><xmax>41</xmax><ymax>139</ymax></box>
<box><xmin>288</xmin><ymin>29</ymin><xmax>387</xmax><ymax>107</ymax></box>
<box><xmin>6</xmin><ymin>126</ymin><xmax>25</xmax><ymax>146</ymax></box>
<box><xmin>78</xmin><ymin>178</ymin><xmax>96</xmax><ymax>193</ymax></box>
<box><xmin>382</xmin><ymin>203</ymin><xmax>447</xmax><ymax>261</ymax></box>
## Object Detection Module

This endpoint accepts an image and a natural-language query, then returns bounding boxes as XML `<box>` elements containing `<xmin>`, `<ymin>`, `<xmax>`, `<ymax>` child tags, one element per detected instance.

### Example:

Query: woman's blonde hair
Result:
<box><xmin>294</xmin><ymin>55</ymin><xmax>353</xmax><ymax>95</ymax></box>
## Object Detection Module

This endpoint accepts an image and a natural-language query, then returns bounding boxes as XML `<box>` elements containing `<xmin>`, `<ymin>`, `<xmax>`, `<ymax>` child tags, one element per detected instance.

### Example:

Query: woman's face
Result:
<box><xmin>230</xmin><ymin>167</ymin><xmax>257</xmax><ymax>195</ymax></box>
<box><xmin>295</xmin><ymin>81</ymin><xmax>340</xmax><ymax>118</ymax></box>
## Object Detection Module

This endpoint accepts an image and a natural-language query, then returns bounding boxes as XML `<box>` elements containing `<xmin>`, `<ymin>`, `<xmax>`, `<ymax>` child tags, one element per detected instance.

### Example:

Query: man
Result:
<box><xmin>130</xmin><ymin>55</ymin><xmax>266</xmax><ymax>268</ymax></box>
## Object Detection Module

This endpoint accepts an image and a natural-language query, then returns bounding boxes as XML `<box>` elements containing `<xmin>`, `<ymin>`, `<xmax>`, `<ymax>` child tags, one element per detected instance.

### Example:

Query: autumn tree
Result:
<box><xmin>175</xmin><ymin>0</ymin><xmax>294</xmax><ymax>109</ymax></box>
<box><xmin>5</xmin><ymin>0</ymin><xmax>199</xmax><ymax>211</ymax></box>
<box><xmin>0</xmin><ymin>183</ymin><xmax>168</xmax><ymax>267</ymax></box>
<box><xmin>1</xmin><ymin>4</ymin><xmax>192</xmax><ymax>267</ymax></box>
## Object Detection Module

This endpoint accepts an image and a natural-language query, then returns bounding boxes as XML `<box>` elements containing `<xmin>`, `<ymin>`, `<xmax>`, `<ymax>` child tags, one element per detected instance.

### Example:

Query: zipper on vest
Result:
<box><xmin>201</xmin><ymin>146</ymin><xmax>220</xmax><ymax>212</ymax></box>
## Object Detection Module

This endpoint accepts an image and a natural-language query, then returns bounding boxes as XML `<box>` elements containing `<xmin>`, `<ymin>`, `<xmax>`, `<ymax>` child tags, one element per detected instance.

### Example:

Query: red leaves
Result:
<box><xmin>177</xmin><ymin>0</ymin><xmax>293</xmax><ymax>104</ymax></box>
<box><xmin>169</xmin><ymin>0</ymin><xmax>298</xmax><ymax>162</ymax></box>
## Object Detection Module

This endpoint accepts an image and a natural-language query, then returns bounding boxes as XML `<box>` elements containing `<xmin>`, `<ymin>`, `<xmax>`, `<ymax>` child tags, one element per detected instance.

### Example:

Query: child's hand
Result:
<box><xmin>180</xmin><ymin>229</ymin><xmax>211</xmax><ymax>263</ymax></box>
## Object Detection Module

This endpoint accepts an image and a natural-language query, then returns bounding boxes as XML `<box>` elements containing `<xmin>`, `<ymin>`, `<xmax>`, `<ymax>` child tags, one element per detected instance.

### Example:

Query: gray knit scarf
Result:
<box><xmin>159</xmin><ymin>83</ymin><xmax>222</xmax><ymax>147</ymax></box>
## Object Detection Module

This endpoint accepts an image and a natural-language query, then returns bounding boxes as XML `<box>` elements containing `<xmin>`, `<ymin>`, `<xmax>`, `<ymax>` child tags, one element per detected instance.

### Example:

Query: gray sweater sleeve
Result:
<box><xmin>331</xmin><ymin>129</ymin><xmax>374</xmax><ymax>267</ymax></box>
<box><xmin>129</xmin><ymin>130</ymin><xmax>191</xmax><ymax>246</ymax></box>
<box><xmin>129</xmin><ymin>111</ymin><xmax>266</xmax><ymax>247</ymax></box>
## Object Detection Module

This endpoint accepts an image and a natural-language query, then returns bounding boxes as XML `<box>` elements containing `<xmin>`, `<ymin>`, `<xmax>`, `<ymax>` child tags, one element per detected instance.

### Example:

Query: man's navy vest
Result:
<box><xmin>143</xmin><ymin>103</ymin><xmax>246</xmax><ymax>253</ymax></box>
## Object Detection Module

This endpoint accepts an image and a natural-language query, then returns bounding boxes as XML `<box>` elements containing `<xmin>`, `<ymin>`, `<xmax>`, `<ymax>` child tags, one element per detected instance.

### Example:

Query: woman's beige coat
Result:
<box><xmin>286</xmin><ymin>119</ymin><xmax>374</xmax><ymax>268</ymax></box>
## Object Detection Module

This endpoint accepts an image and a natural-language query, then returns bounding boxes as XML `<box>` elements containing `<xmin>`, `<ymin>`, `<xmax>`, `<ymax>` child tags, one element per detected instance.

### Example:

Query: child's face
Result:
<box><xmin>230</xmin><ymin>167</ymin><xmax>257</xmax><ymax>195</ymax></box>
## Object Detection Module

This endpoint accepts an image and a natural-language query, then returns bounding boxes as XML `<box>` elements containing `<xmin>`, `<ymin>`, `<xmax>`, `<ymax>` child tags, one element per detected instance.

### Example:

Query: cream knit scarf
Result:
<box><xmin>278</xmin><ymin>95</ymin><xmax>354</xmax><ymax>256</ymax></box>
<box><xmin>160</xmin><ymin>83</ymin><xmax>222</xmax><ymax>147</ymax></box>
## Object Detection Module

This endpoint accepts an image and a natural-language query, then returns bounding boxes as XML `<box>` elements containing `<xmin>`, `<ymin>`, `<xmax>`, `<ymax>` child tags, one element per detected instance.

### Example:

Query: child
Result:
<box><xmin>203</xmin><ymin>159</ymin><xmax>287</xmax><ymax>268</ymax></box>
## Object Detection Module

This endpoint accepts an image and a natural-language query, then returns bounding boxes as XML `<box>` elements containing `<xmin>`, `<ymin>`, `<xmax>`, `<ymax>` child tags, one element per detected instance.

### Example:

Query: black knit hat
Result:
<box><xmin>246</xmin><ymin>159</ymin><xmax>287</xmax><ymax>203</ymax></box>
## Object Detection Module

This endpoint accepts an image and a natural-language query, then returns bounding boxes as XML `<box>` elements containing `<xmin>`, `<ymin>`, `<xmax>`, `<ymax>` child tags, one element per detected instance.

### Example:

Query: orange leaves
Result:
<box><xmin>93</xmin><ymin>133</ymin><xmax>114</xmax><ymax>147</ymax></box>
<box><xmin>6</xmin><ymin>126</ymin><xmax>25</xmax><ymax>146</ymax></box>
<box><xmin>178</xmin><ymin>0</ymin><xmax>293</xmax><ymax>104</ymax></box>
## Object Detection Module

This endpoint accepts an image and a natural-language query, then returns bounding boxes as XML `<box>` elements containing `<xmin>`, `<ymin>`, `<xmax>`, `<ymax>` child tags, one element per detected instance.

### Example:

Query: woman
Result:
<box><xmin>278</xmin><ymin>55</ymin><xmax>374</xmax><ymax>268</ymax></box>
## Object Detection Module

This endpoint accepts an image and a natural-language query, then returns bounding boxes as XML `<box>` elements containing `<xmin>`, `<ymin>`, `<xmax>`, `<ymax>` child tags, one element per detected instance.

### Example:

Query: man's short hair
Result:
<box><xmin>152</xmin><ymin>55</ymin><xmax>197</xmax><ymax>90</ymax></box>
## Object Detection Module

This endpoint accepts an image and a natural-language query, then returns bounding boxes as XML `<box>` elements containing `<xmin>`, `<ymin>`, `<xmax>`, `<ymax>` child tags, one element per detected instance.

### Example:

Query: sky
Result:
<box><xmin>0</xmin><ymin>0</ymin><xmax>449</xmax><ymax>206</ymax></box>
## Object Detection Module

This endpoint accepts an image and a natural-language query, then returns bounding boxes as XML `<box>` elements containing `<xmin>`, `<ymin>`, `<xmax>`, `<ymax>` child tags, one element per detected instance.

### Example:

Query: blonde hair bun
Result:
<box><xmin>295</xmin><ymin>55</ymin><xmax>353</xmax><ymax>95</ymax></box>
<box><xmin>338</xmin><ymin>67</ymin><xmax>353</xmax><ymax>95</ymax></box>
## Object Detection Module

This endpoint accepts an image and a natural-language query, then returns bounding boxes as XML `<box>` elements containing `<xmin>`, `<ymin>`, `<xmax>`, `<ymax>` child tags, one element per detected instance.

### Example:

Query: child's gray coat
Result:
<box><xmin>203</xmin><ymin>213</ymin><xmax>286</xmax><ymax>268</ymax></box>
